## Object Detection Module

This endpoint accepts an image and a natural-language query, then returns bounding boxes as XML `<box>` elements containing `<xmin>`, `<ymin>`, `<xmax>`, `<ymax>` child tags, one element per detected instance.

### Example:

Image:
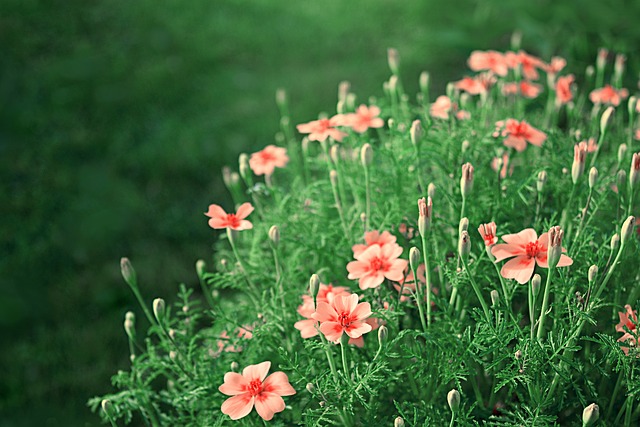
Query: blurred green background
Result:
<box><xmin>1</xmin><ymin>0</ymin><xmax>639</xmax><ymax>425</ymax></box>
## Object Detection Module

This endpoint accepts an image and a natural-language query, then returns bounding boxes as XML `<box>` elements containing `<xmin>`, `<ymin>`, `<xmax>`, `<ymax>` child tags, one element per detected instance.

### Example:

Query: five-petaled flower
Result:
<box><xmin>296</xmin><ymin>116</ymin><xmax>347</xmax><ymax>142</ymax></box>
<box><xmin>589</xmin><ymin>85</ymin><xmax>629</xmax><ymax>106</ymax></box>
<box><xmin>494</xmin><ymin>119</ymin><xmax>547</xmax><ymax>152</ymax></box>
<box><xmin>205</xmin><ymin>203</ymin><xmax>254</xmax><ymax>231</ymax></box>
<box><xmin>468</xmin><ymin>50</ymin><xmax>508</xmax><ymax>76</ymax></box>
<box><xmin>219</xmin><ymin>361</ymin><xmax>296</xmax><ymax>420</ymax></box>
<box><xmin>555</xmin><ymin>74</ymin><xmax>575</xmax><ymax>106</ymax></box>
<box><xmin>616</xmin><ymin>304</ymin><xmax>638</xmax><ymax>356</ymax></box>
<box><xmin>346</xmin><ymin>243</ymin><xmax>408</xmax><ymax>290</ymax></box>
<box><xmin>491</xmin><ymin>228</ymin><xmax>573</xmax><ymax>284</ymax></box>
<box><xmin>293</xmin><ymin>284</ymin><xmax>350</xmax><ymax>339</ymax></box>
<box><xmin>249</xmin><ymin>145</ymin><xmax>289</xmax><ymax>176</ymax></box>
<box><xmin>312</xmin><ymin>294</ymin><xmax>372</xmax><ymax>342</ymax></box>
<box><xmin>343</xmin><ymin>105</ymin><xmax>385</xmax><ymax>133</ymax></box>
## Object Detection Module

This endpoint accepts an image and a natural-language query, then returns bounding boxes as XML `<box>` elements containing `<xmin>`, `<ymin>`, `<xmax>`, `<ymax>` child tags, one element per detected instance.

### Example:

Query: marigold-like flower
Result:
<box><xmin>312</xmin><ymin>294</ymin><xmax>372</xmax><ymax>342</ymax></box>
<box><xmin>296</xmin><ymin>116</ymin><xmax>347</xmax><ymax>142</ymax></box>
<box><xmin>494</xmin><ymin>119</ymin><xmax>547</xmax><ymax>152</ymax></box>
<box><xmin>219</xmin><ymin>361</ymin><xmax>296</xmax><ymax>420</ymax></box>
<box><xmin>555</xmin><ymin>74</ymin><xmax>575</xmax><ymax>106</ymax></box>
<box><xmin>468</xmin><ymin>50</ymin><xmax>508</xmax><ymax>76</ymax></box>
<box><xmin>205</xmin><ymin>203</ymin><xmax>254</xmax><ymax>231</ymax></box>
<box><xmin>249</xmin><ymin>145</ymin><xmax>289</xmax><ymax>176</ymax></box>
<box><xmin>616</xmin><ymin>304</ymin><xmax>638</xmax><ymax>356</ymax></box>
<box><xmin>343</xmin><ymin>105</ymin><xmax>384</xmax><ymax>133</ymax></box>
<box><xmin>491</xmin><ymin>228</ymin><xmax>573</xmax><ymax>284</ymax></box>
<box><xmin>352</xmin><ymin>230</ymin><xmax>397</xmax><ymax>257</ymax></box>
<box><xmin>293</xmin><ymin>284</ymin><xmax>350</xmax><ymax>339</ymax></box>
<box><xmin>478</xmin><ymin>222</ymin><xmax>498</xmax><ymax>246</ymax></box>
<box><xmin>347</xmin><ymin>244</ymin><xmax>408</xmax><ymax>290</ymax></box>
<box><xmin>589</xmin><ymin>85</ymin><xmax>629</xmax><ymax>106</ymax></box>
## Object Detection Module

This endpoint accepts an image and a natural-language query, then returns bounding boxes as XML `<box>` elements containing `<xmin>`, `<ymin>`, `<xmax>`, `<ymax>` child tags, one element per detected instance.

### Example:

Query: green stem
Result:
<box><xmin>449</xmin><ymin>411</ymin><xmax>455</xmax><ymax>427</ymax></box>
<box><xmin>411</xmin><ymin>263</ymin><xmax>428</xmax><ymax>334</ymax></box>
<box><xmin>420</xmin><ymin>234</ymin><xmax>432</xmax><ymax>327</ymax></box>
<box><xmin>536</xmin><ymin>267</ymin><xmax>555</xmax><ymax>341</ymax></box>
<box><xmin>227</xmin><ymin>228</ymin><xmax>260</xmax><ymax>308</ymax></box>
<box><xmin>461</xmin><ymin>257</ymin><xmax>491</xmax><ymax>324</ymax></box>
<box><xmin>364</xmin><ymin>167</ymin><xmax>371</xmax><ymax>231</ymax></box>
<box><xmin>340</xmin><ymin>340</ymin><xmax>351</xmax><ymax>384</ymax></box>
<box><xmin>128</xmin><ymin>283</ymin><xmax>155</xmax><ymax>327</ymax></box>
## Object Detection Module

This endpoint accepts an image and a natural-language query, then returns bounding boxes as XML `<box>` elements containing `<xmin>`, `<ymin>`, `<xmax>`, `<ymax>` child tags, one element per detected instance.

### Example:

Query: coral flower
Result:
<box><xmin>455</xmin><ymin>76</ymin><xmax>488</xmax><ymax>95</ymax></box>
<box><xmin>430</xmin><ymin>95</ymin><xmax>452</xmax><ymax>120</ymax></box>
<box><xmin>205</xmin><ymin>202</ymin><xmax>254</xmax><ymax>231</ymax></box>
<box><xmin>544</xmin><ymin>56</ymin><xmax>567</xmax><ymax>75</ymax></box>
<box><xmin>468</xmin><ymin>50</ymin><xmax>508</xmax><ymax>77</ymax></box>
<box><xmin>296</xmin><ymin>115</ymin><xmax>347</xmax><ymax>142</ymax></box>
<box><xmin>495</xmin><ymin>119</ymin><xmax>547</xmax><ymax>152</ymax></box>
<box><xmin>352</xmin><ymin>230</ymin><xmax>397</xmax><ymax>257</ymax></box>
<box><xmin>312</xmin><ymin>293</ymin><xmax>372</xmax><ymax>342</ymax></box>
<box><xmin>506</xmin><ymin>51</ymin><xmax>545</xmax><ymax>80</ymax></box>
<box><xmin>219</xmin><ymin>361</ymin><xmax>296</xmax><ymax>421</ymax></box>
<box><xmin>294</xmin><ymin>284</ymin><xmax>350</xmax><ymax>339</ymax></box>
<box><xmin>589</xmin><ymin>85</ymin><xmax>629</xmax><ymax>106</ymax></box>
<box><xmin>344</xmin><ymin>105</ymin><xmax>384</xmax><ymax>133</ymax></box>
<box><xmin>502</xmin><ymin>81</ymin><xmax>543</xmax><ymax>99</ymax></box>
<box><xmin>491</xmin><ymin>228</ymin><xmax>573</xmax><ymax>284</ymax></box>
<box><xmin>347</xmin><ymin>244</ymin><xmax>408</xmax><ymax>290</ymax></box>
<box><xmin>478</xmin><ymin>222</ymin><xmax>498</xmax><ymax>246</ymax></box>
<box><xmin>249</xmin><ymin>145</ymin><xmax>289</xmax><ymax>176</ymax></box>
<box><xmin>578</xmin><ymin>138</ymin><xmax>597</xmax><ymax>153</ymax></box>
<box><xmin>616</xmin><ymin>304</ymin><xmax>638</xmax><ymax>355</ymax></box>
<box><xmin>555</xmin><ymin>74</ymin><xmax>575</xmax><ymax>106</ymax></box>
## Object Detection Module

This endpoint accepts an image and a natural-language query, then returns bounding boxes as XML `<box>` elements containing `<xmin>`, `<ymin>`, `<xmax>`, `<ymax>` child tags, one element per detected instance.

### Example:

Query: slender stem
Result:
<box><xmin>449</xmin><ymin>411</ymin><xmax>455</xmax><ymax>427</ymax></box>
<box><xmin>128</xmin><ymin>283</ymin><xmax>156</xmax><ymax>327</ymax></box>
<box><xmin>227</xmin><ymin>228</ymin><xmax>260</xmax><ymax>309</ymax></box>
<box><xmin>197</xmin><ymin>274</ymin><xmax>216</xmax><ymax>310</ymax></box>
<box><xmin>411</xmin><ymin>263</ymin><xmax>428</xmax><ymax>334</ymax></box>
<box><xmin>461</xmin><ymin>257</ymin><xmax>491</xmax><ymax>324</ymax></box>
<box><xmin>420</xmin><ymin>234</ymin><xmax>432</xmax><ymax>327</ymax></box>
<box><xmin>364</xmin><ymin>167</ymin><xmax>371</xmax><ymax>231</ymax></box>
<box><xmin>607</xmin><ymin>371</ymin><xmax>624</xmax><ymax>420</ymax></box>
<box><xmin>536</xmin><ymin>267</ymin><xmax>555</xmax><ymax>341</ymax></box>
<box><xmin>528</xmin><ymin>281</ymin><xmax>536</xmax><ymax>341</ymax></box>
<box><xmin>340</xmin><ymin>340</ymin><xmax>351</xmax><ymax>384</ymax></box>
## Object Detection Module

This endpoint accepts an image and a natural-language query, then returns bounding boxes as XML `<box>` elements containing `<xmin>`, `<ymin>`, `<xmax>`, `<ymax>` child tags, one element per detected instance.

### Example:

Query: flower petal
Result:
<box><xmin>221</xmin><ymin>394</ymin><xmax>254</xmax><ymax>420</ymax></box>
<box><xmin>254</xmin><ymin>392</ymin><xmax>285</xmax><ymax>421</ymax></box>
<box><xmin>262</xmin><ymin>372</ymin><xmax>296</xmax><ymax>396</ymax></box>
<box><xmin>312</xmin><ymin>301</ymin><xmax>338</xmax><ymax>323</ymax></box>
<box><xmin>219</xmin><ymin>372</ymin><xmax>248</xmax><ymax>396</ymax></box>
<box><xmin>319</xmin><ymin>321</ymin><xmax>344</xmax><ymax>342</ymax></box>
<box><xmin>242</xmin><ymin>361</ymin><xmax>271</xmax><ymax>382</ymax></box>
<box><xmin>501</xmin><ymin>256</ymin><xmax>536</xmax><ymax>284</ymax></box>
<box><xmin>205</xmin><ymin>204</ymin><xmax>227</xmax><ymax>219</ymax></box>
<box><xmin>491</xmin><ymin>243</ymin><xmax>522</xmax><ymax>262</ymax></box>
<box><xmin>235</xmin><ymin>202</ymin><xmax>254</xmax><ymax>220</ymax></box>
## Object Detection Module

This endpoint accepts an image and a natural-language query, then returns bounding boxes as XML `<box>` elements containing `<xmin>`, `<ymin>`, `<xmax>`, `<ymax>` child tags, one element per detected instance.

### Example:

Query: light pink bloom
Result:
<box><xmin>343</xmin><ymin>105</ymin><xmax>384</xmax><ymax>133</ymax></box>
<box><xmin>495</xmin><ymin>119</ymin><xmax>547</xmax><ymax>152</ymax></box>
<box><xmin>635</xmin><ymin>129</ymin><xmax>640</xmax><ymax>141</ymax></box>
<box><xmin>349</xmin><ymin>317</ymin><xmax>382</xmax><ymax>347</ymax></box>
<box><xmin>616</xmin><ymin>304</ymin><xmax>638</xmax><ymax>356</ymax></box>
<box><xmin>293</xmin><ymin>284</ymin><xmax>350</xmax><ymax>339</ymax></box>
<box><xmin>347</xmin><ymin>244</ymin><xmax>408</xmax><ymax>290</ymax></box>
<box><xmin>249</xmin><ymin>145</ymin><xmax>289</xmax><ymax>176</ymax></box>
<box><xmin>502</xmin><ymin>81</ymin><xmax>542</xmax><ymax>99</ymax></box>
<box><xmin>578</xmin><ymin>138</ymin><xmax>598</xmax><ymax>153</ymax></box>
<box><xmin>544</xmin><ymin>56</ymin><xmax>567</xmax><ymax>75</ymax></box>
<box><xmin>589</xmin><ymin>85</ymin><xmax>629</xmax><ymax>106</ymax></box>
<box><xmin>491</xmin><ymin>228</ymin><xmax>573</xmax><ymax>284</ymax></box>
<box><xmin>555</xmin><ymin>74</ymin><xmax>575</xmax><ymax>106</ymax></box>
<box><xmin>478</xmin><ymin>222</ymin><xmax>498</xmax><ymax>246</ymax></box>
<box><xmin>205</xmin><ymin>202</ymin><xmax>254</xmax><ymax>231</ymax></box>
<box><xmin>352</xmin><ymin>230</ymin><xmax>397</xmax><ymax>257</ymax></box>
<box><xmin>505</xmin><ymin>51</ymin><xmax>545</xmax><ymax>80</ymax></box>
<box><xmin>312</xmin><ymin>294</ymin><xmax>372</xmax><ymax>342</ymax></box>
<box><xmin>468</xmin><ymin>50</ymin><xmax>508</xmax><ymax>77</ymax></box>
<box><xmin>296</xmin><ymin>116</ymin><xmax>348</xmax><ymax>142</ymax></box>
<box><xmin>219</xmin><ymin>361</ymin><xmax>296</xmax><ymax>421</ymax></box>
<box><xmin>430</xmin><ymin>96</ymin><xmax>452</xmax><ymax>120</ymax></box>
<box><xmin>455</xmin><ymin>76</ymin><xmax>489</xmax><ymax>95</ymax></box>
<box><xmin>456</xmin><ymin>110</ymin><xmax>471</xmax><ymax>120</ymax></box>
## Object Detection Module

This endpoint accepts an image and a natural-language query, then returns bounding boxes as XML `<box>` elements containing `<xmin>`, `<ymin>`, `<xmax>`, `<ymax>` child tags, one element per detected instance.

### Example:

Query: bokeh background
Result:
<box><xmin>2</xmin><ymin>0</ymin><xmax>640</xmax><ymax>425</ymax></box>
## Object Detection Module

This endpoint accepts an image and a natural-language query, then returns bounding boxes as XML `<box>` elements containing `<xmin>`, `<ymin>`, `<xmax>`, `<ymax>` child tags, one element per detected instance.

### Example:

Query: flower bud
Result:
<box><xmin>153</xmin><ymin>298</ymin><xmax>165</xmax><ymax>323</ymax></box>
<box><xmin>547</xmin><ymin>226</ymin><xmax>564</xmax><ymax>269</ymax></box>
<box><xmin>409</xmin><ymin>247</ymin><xmax>421</xmax><ymax>272</ymax></box>
<box><xmin>531</xmin><ymin>274</ymin><xmax>542</xmax><ymax>297</ymax></box>
<box><xmin>460</xmin><ymin>163</ymin><xmax>474</xmax><ymax>198</ymax></box>
<box><xmin>600</xmin><ymin>106</ymin><xmax>614</xmax><ymax>135</ymax></box>
<box><xmin>629</xmin><ymin>96</ymin><xmax>638</xmax><ymax>118</ymax></box>
<box><xmin>101</xmin><ymin>399</ymin><xmax>114</xmax><ymax>418</ymax></box>
<box><xmin>418</xmin><ymin>197</ymin><xmax>432</xmax><ymax>236</ymax></box>
<box><xmin>330</xmin><ymin>169</ymin><xmax>339</xmax><ymax>189</ymax></box>
<box><xmin>459</xmin><ymin>217</ymin><xmax>469</xmax><ymax>234</ymax></box>
<box><xmin>611</xmin><ymin>233</ymin><xmax>620</xmax><ymax>251</ymax></box>
<box><xmin>120</xmin><ymin>257</ymin><xmax>137</xmax><ymax>288</ymax></box>
<box><xmin>618</xmin><ymin>144</ymin><xmax>628</xmax><ymax>165</ymax></box>
<box><xmin>585</xmin><ymin>65</ymin><xmax>595</xmax><ymax>80</ymax></box>
<box><xmin>239</xmin><ymin>153</ymin><xmax>252</xmax><ymax>184</ymax></box>
<box><xmin>572</xmin><ymin>144</ymin><xmax>586</xmax><ymax>184</ymax></box>
<box><xmin>329</xmin><ymin>144</ymin><xmax>340</xmax><ymax>165</ymax></box>
<box><xmin>515</xmin><ymin>349</ymin><xmax>522</xmax><ymax>360</ymax></box>
<box><xmin>268</xmin><ymin>225</ymin><xmax>280</xmax><ymax>247</ymax></box>
<box><xmin>394</xmin><ymin>417</ymin><xmax>405</xmax><ymax>427</ymax></box>
<box><xmin>588</xmin><ymin>167</ymin><xmax>598</xmax><ymax>189</ymax></box>
<box><xmin>588</xmin><ymin>265</ymin><xmax>598</xmax><ymax>283</ymax></box>
<box><xmin>410</xmin><ymin>120</ymin><xmax>422</xmax><ymax>147</ymax></box>
<box><xmin>447</xmin><ymin>389</ymin><xmax>461</xmax><ymax>413</ymax></box>
<box><xmin>537</xmin><ymin>170</ymin><xmax>547</xmax><ymax>193</ymax></box>
<box><xmin>169</xmin><ymin>350</ymin><xmax>177</xmax><ymax>360</ymax></box>
<box><xmin>388</xmin><ymin>75</ymin><xmax>398</xmax><ymax>95</ymax></box>
<box><xmin>427</xmin><ymin>183</ymin><xmax>436</xmax><ymax>199</ymax></box>
<box><xmin>196</xmin><ymin>259</ymin><xmax>206</xmax><ymax>279</ymax></box>
<box><xmin>419</xmin><ymin>71</ymin><xmax>430</xmax><ymax>95</ymax></box>
<box><xmin>338</xmin><ymin>81</ymin><xmax>350</xmax><ymax>104</ymax></box>
<box><xmin>305</xmin><ymin>382</ymin><xmax>315</xmax><ymax>394</ymax></box>
<box><xmin>596</xmin><ymin>48</ymin><xmax>608</xmax><ymax>72</ymax></box>
<box><xmin>387</xmin><ymin>48</ymin><xmax>400</xmax><ymax>75</ymax></box>
<box><xmin>630</xmin><ymin>152</ymin><xmax>640</xmax><ymax>187</ymax></box>
<box><xmin>461</xmin><ymin>140</ymin><xmax>470</xmax><ymax>153</ymax></box>
<box><xmin>582</xmin><ymin>403</ymin><xmax>599</xmax><ymax>426</ymax></box>
<box><xmin>301</xmin><ymin>137</ymin><xmax>310</xmax><ymax>156</ymax></box>
<box><xmin>360</xmin><ymin>212</ymin><xmax>367</xmax><ymax>225</ymax></box>
<box><xmin>378</xmin><ymin>325</ymin><xmax>388</xmax><ymax>346</ymax></box>
<box><xmin>458</xmin><ymin>231</ymin><xmax>471</xmax><ymax>260</ymax></box>
<box><xmin>275</xmin><ymin>88</ymin><xmax>287</xmax><ymax>115</ymax></box>
<box><xmin>309</xmin><ymin>274</ymin><xmax>320</xmax><ymax>299</ymax></box>
<box><xmin>230</xmin><ymin>361</ymin><xmax>239</xmax><ymax>371</ymax></box>
<box><xmin>124</xmin><ymin>311</ymin><xmax>136</xmax><ymax>341</ymax></box>
<box><xmin>614</xmin><ymin>53</ymin><xmax>626</xmax><ymax>82</ymax></box>
<box><xmin>510</xmin><ymin>30</ymin><xmax>522</xmax><ymax>51</ymax></box>
<box><xmin>361</xmin><ymin>143</ymin><xmax>373</xmax><ymax>168</ymax></box>
<box><xmin>490</xmin><ymin>290</ymin><xmax>500</xmax><ymax>307</ymax></box>
<box><xmin>618</xmin><ymin>169</ymin><xmax>627</xmax><ymax>192</ymax></box>
<box><xmin>621</xmin><ymin>216</ymin><xmax>636</xmax><ymax>244</ymax></box>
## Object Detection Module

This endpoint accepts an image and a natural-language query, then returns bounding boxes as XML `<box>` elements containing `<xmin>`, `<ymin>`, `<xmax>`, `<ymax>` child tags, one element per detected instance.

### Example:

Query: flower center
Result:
<box><xmin>247</xmin><ymin>379</ymin><xmax>263</xmax><ymax>397</ymax></box>
<box><xmin>626</xmin><ymin>319</ymin><xmax>637</xmax><ymax>331</ymax></box>
<box><xmin>338</xmin><ymin>311</ymin><xmax>352</xmax><ymax>328</ymax></box>
<box><xmin>525</xmin><ymin>241</ymin><xmax>542</xmax><ymax>258</ymax></box>
<box><xmin>369</xmin><ymin>256</ymin><xmax>387</xmax><ymax>272</ymax></box>
<box><xmin>259</xmin><ymin>151</ymin><xmax>275</xmax><ymax>162</ymax></box>
<box><xmin>226</xmin><ymin>213</ymin><xmax>240</xmax><ymax>228</ymax></box>
<box><xmin>483</xmin><ymin>234</ymin><xmax>494</xmax><ymax>246</ymax></box>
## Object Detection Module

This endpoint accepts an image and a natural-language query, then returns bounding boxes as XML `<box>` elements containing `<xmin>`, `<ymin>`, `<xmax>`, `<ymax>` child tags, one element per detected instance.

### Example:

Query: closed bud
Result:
<box><xmin>410</xmin><ymin>120</ymin><xmax>422</xmax><ymax>147</ymax></box>
<box><xmin>510</xmin><ymin>30</ymin><xmax>522</xmax><ymax>51</ymax></box>
<box><xmin>336</xmin><ymin>99</ymin><xmax>346</xmax><ymax>114</ymax></box>
<box><xmin>124</xmin><ymin>311</ymin><xmax>136</xmax><ymax>340</ymax></box>
<box><xmin>630</xmin><ymin>152</ymin><xmax>640</xmax><ymax>186</ymax></box>
<box><xmin>387</xmin><ymin>48</ymin><xmax>400</xmax><ymax>75</ymax></box>
<box><xmin>427</xmin><ymin>183</ymin><xmax>436</xmax><ymax>199</ymax></box>
<box><xmin>588</xmin><ymin>167</ymin><xmax>598</xmax><ymax>189</ymax></box>
<box><xmin>599</xmin><ymin>106</ymin><xmax>614</xmax><ymax>135</ymax></box>
<box><xmin>330</xmin><ymin>145</ymin><xmax>340</xmax><ymax>165</ymax></box>
<box><xmin>447</xmin><ymin>389</ymin><xmax>461</xmax><ymax>413</ymax></box>
<box><xmin>418</xmin><ymin>197</ymin><xmax>433</xmax><ymax>236</ymax></box>
<box><xmin>460</xmin><ymin>163</ymin><xmax>474</xmax><ymax>198</ymax></box>
<box><xmin>361</xmin><ymin>143</ymin><xmax>373</xmax><ymax>168</ymax></box>
<box><xmin>532</xmin><ymin>274</ymin><xmax>542</xmax><ymax>297</ymax></box>
<box><xmin>306</xmin><ymin>382</ymin><xmax>315</xmax><ymax>393</ymax></box>
<box><xmin>394</xmin><ymin>417</ymin><xmax>405</xmax><ymax>427</ymax></box>
<box><xmin>275</xmin><ymin>131</ymin><xmax>285</xmax><ymax>145</ymax></box>
<box><xmin>614</xmin><ymin>53</ymin><xmax>626</xmax><ymax>80</ymax></box>
<box><xmin>572</xmin><ymin>144</ymin><xmax>587</xmax><ymax>184</ymax></box>
<box><xmin>585</xmin><ymin>65</ymin><xmax>595</xmax><ymax>80</ymax></box>
<box><xmin>309</xmin><ymin>274</ymin><xmax>320</xmax><ymax>299</ymax></box>
<box><xmin>330</xmin><ymin>169</ymin><xmax>339</xmax><ymax>189</ymax></box>
<box><xmin>222</xmin><ymin>166</ymin><xmax>234</xmax><ymax>189</ymax></box>
<box><xmin>547</xmin><ymin>226</ymin><xmax>564</xmax><ymax>269</ymax></box>
<box><xmin>459</xmin><ymin>217</ymin><xmax>469</xmax><ymax>234</ymax></box>
<box><xmin>618</xmin><ymin>144</ymin><xmax>627</xmax><ymax>165</ymax></box>
<box><xmin>582</xmin><ymin>403</ymin><xmax>599</xmax><ymax>426</ymax></box>
<box><xmin>596</xmin><ymin>48</ymin><xmax>608</xmax><ymax>72</ymax></box>
<box><xmin>537</xmin><ymin>170</ymin><xmax>548</xmax><ymax>193</ymax></box>
<box><xmin>301</xmin><ymin>137</ymin><xmax>310</xmax><ymax>156</ymax></box>
<box><xmin>490</xmin><ymin>290</ymin><xmax>500</xmax><ymax>307</ymax></box>
<box><xmin>629</xmin><ymin>96</ymin><xmax>637</xmax><ymax>118</ymax></box>
<box><xmin>378</xmin><ymin>325</ymin><xmax>388</xmax><ymax>346</ymax></box>
<box><xmin>515</xmin><ymin>349</ymin><xmax>522</xmax><ymax>360</ymax></box>
<box><xmin>231</xmin><ymin>361</ymin><xmax>239</xmax><ymax>371</ymax></box>
<box><xmin>239</xmin><ymin>153</ymin><xmax>251</xmax><ymax>183</ymax></box>
<box><xmin>588</xmin><ymin>265</ymin><xmax>598</xmax><ymax>283</ymax></box>
<box><xmin>153</xmin><ymin>298</ymin><xmax>165</xmax><ymax>323</ymax></box>
<box><xmin>196</xmin><ymin>259</ymin><xmax>206</xmax><ymax>278</ymax></box>
<box><xmin>611</xmin><ymin>233</ymin><xmax>620</xmax><ymax>251</ymax></box>
<box><xmin>621</xmin><ymin>216</ymin><xmax>636</xmax><ymax>244</ymax></box>
<box><xmin>360</xmin><ymin>212</ymin><xmax>367</xmax><ymax>225</ymax></box>
<box><xmin>419</xmin><ymin>71</ymin><xmax>430</xmax><ymax>95</ymax></box>
<box><xmin>101</xmin><ymin>399</ymin><xmax>114</xmax><ymax>418</ymax></box>
<box><xmin>618</xmin><ymin>169</ymin><xmax>627</xmax><ymax>191</ymax></box>
<box><xmin>268</xmin><ymin>225</ymin><xmax>280</xmax><ymax>247</ymax></box>
<box><xmin>275</xmin><ymin>88</ymin><xmax>287</xmax><ymax>114</ymax></box>
<box><xmin>409</xmin><ymin>247</ymin><xmax>421</xmax><ymax>272</ymax></box>
<box><xmin>120</xmin><ymin>257</ymin><xmax>137</xmax><ymax>288</ymax></box>
<box><xmin>169</xmin><ymin>350</ymin><xmax>177</xmax><ymax>360</ymax></box>
<box><xmin>461</xmin><ymin>140</ymin><xmax>470</xmax><ymax>153</ymax></box>
<box><xmin>388</xmin><ymin>75</ymin><xmax>398</xmax><ymax>95</ymax></box>
<box><xmin>338</xmin><ymin>81</ymin><xmax>350</xmax><ymax>103</ymax></box>
<box><xmin>458</xmin><ymin>231</ymin><xmax>471</xmax><ymax>259</ymax></box>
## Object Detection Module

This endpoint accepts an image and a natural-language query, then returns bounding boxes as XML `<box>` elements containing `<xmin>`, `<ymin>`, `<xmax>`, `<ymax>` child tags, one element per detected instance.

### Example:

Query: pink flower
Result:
<box><xmin>214</xmin><ymin>326</ymin><xmax>254</xmax><ymax>356</ymax></box>
<box><xmin>219</xmin><ymin>361</ymin><xmax>296</xmax><ymax>421</ymax></box>
<box><xmin>478</xmin><ymin>222</ymin><xmax>498</xmax><ymax>246</ymax></box>
<box><xmin>296</xmin><ymin>115</ymin><xmax>347</xmax><ymax>142</ymax></box>
<box><xmin>616</xmin><ymin>304</ymin><xmax>638</xmax><ymax>356</ymax></box>
<box><xmin>348</xmin><ymin>317</ymin><xmax>382</xmax><ymax>347</ymax></box>
<box><xmin>555</xmin><ymin>74</ymin><xmax>575</xmax><ymax>106</ymax></box>
<box><xmin>468</xmin><ymin>50</ymin><xmax>508</xmax><ymax>77</ymax></box>
<box><xmin>430</xmin><ymin>95</ymin><xmax>452</xmax><ymax>120</ymax></box>
<box><xmin>495</xmin><ymin>119</ymin><xmax>547</xmax><ymax>152</ymax></box>
<box><xmin>502</xmin><ymin>81</ymin><xmax>542</xmax><ymax>99</ymax></box>
<box><xmin>293</xmin><ymin>284</ymin><xmax>350</xmax><ymax>339</ymax></box>
<box><xmin>393</xmin><ymin>264</ymin><xmax>425</xmax><ymax>302</ymax></box>
<box><xmin>544</xmin><ymin>56</ymin><xmax>567</xmax><ymax>75</ymax></box>
<box><xmin>491</xmin><ymin>228</ymin><xmax>573</xmax><ymax>284</ymax></box>
<box><xmin>352</xmin><ymin>230</ymin><xmax>397</xmax><ymax>257</ymax></box>
<box><xmin>455</xmin><ymin>76</ymin><xmax>489</xmax><ymax>95</ymax></box>
<box><xmin>205</xmin><ymin>202</ymin><xmax>254</xmax><ymax>231</ymax></box>
<box><xmin>249</xmin><ymin>145</ymin><xmax>289</xmax><ymax>176</ymax></box>
<box><xmin>343</xmin><ymin>105</ymin><xmax>384</xmax><ymax>133</ymax></box>
<box><xmin>312</xmin><ymin>294</ymin><xmax>372</xmax><ymax>342</ymax></box>
<box><xmin>589</xmin><ymin>85</ymin><xmax>629</xmax><ymax>106</ymax></box>
<box><xmin>505</xmin><ymin>51</ymin><xmax>545</xmax><ymax>80</ymax></box>
<box><xmin>347</xmin><ymin>244</ymin><xmax>408</xmax><ymax>290</ymax></box>
<box><xmin>578</xmin><ymin>138</ymin><xmax>598</xmax><ymax>153</ymax></box>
